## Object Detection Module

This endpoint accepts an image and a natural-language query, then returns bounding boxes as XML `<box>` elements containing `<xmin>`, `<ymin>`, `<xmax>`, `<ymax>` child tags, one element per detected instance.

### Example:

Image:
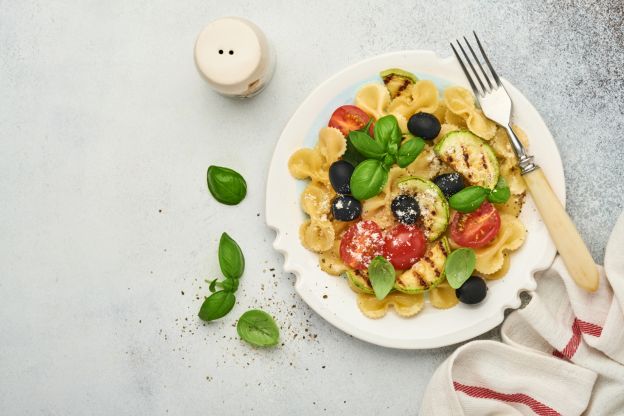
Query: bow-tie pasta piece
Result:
<box><xmin>491</xmin><ymin>127</ymin><xmax>515</xmax><ymax>160</ymax></box>
<box><xmin>331</xmin><ymin>219</ymin><xmax>356</xmax><ymax>237</ymax></box>
<box><xmin>406</xmin><ymin>146</ymin><xmax>444</xmax><ymax>179</ymax></box>
<box><xmin>429</xmin><ymin>281</ymin><xmax>459</xmax><ymax>309</ymax></box>
<box><xmin>388</xmin><ymin>80</ymin><xmax>440</xmax><ymax>119</ymax></box>
<box><xmin>491</xmin><ymin>125</ymin><xmax>529</xmax><ymax>195</ymax></box>
<box><xmin>478</xmin><ymin>252</ymin><xmax>511</xmax><ymax>281</ymax></box>
<box><xmin>316</xmin><ymin>127</ymin><xmax>346</xmax><ymax>168</ymax></box>
<box><xmin>357</xmin><ymin>292</ymin><xmax>425</xmax><ymax>318</ymax></box>
<box><xmin>496</xmin><ymin>193</ymin><xmax>526</xmax><ymax>218</ymax></box>
<box><xmin>301</xmin><ymin>182</ymin><xmax>332</xmax><ymax>217</ymax></box>
<box><xmin>490</xmin><ymin>125</ymin><xmax>530</xmax><ymax>160</ymax></box>
<box><xmin>500</xmin><ymin>158</ymin><xmax>526</xmax><ymax>195</ymax></box>
<box><xmin>319</xmin><ymin>240</ymin><xmax>347</xmax><ymax>276</ymax></box>
<box><xmin>444</xmin><ymin>108</ymin><xmax>467</xmax><ymax>128</ymax></box>
<box><xmin>355</xmin><ymin>84</ymin><xmax>390</xmax><ymax>120</ymax></box>
<box><xmin>299</xmin><ymin>219</ymin><xmax>335</xmax><ymax>253</ymax></box>
<box><xmin>288</xmin><ymin>148</ymin><xmax>325</xmax><ymax>182</ymax></box>
<box><xmin>443</xmin><ymin>86</ymin><xmax>497</xmax><ymax>140</ymax></box>
<box><xmin>432</xmin><ymin>102</ymin><xmax>447</xmax><ymax>125</ymax></box>
<box><xmin>474</xmin><ymin>214</ymin><xmax>526</xmax><ymax>274</ymax></box>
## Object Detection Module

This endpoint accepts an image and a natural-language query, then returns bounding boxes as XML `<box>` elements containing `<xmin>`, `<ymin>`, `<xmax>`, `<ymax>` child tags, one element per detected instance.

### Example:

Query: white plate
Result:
<box><xmin>266</xmin><ymin>50</ymin><xmax>564</xmax><ymax>349</ymax></box>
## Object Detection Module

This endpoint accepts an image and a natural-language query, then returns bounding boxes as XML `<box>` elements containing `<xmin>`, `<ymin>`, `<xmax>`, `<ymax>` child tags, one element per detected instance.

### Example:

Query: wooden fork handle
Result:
<box><xmin>523</xmin><ymin>168</ymin><xmax>599</xmax><ymax>291</ymax></box>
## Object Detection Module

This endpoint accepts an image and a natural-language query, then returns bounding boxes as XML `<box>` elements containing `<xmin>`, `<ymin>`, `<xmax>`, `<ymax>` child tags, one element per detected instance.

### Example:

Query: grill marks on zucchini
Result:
<box><xmin>380</xmin><ymin>68</ymin><xmax>418</xmax><ymax>100</ymax></box>
<box><xmin>345</xmin><ymin>269</ymin><xmax>374</xmax><ymax>294</ymax></box>
<box><xmin>394</xmin><ymin>238</ymin><xmax>449</xmax><ymax>294</ymax></box>
<box><xmin>394</xmin><ymin>177</ymin><xmax>449</xmax><ymax>241</ymax></box>
<box><xmin>434</xmin><ymin>130</ymin><xmax>500</xmax><ymax>189</ymax></box>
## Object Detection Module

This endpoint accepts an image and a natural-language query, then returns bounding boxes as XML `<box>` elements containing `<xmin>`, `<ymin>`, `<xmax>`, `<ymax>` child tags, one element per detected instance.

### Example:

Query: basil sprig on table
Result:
<box><xmin>198</xmin><ymin>232</ymin><xmax>281</xmax><ymax>347</ymax></box>
<box><xmin>198</xmin><ymin>232</ymin><xmax>245</xmax><ymax>321</ymax></box>
<box><xmin>237</xmin><ymin>309</ymin><xmax>280</xmax><ymax>347</ymax></box>
<box><xmin>368</xmin><ymin>256</ymin><xmax>396</xmax><ymax>300</ymax></box>
<box><xmin>207</xmin><ymin>165</ymin><xmax>247</xmax><ymax>205</ymax></box>
<box><xmin>347</xmin><ymin>115</ymin><xmax>425</xmax><ymax>200</ymax></box>
<box><xmin>449</xmin><ymin>179</ymin><xmax>511</xmax><ymax>212</ymax></box>
<box><xmin>445</xmin><ymin>248</ymin><xmax>477</xmax><ymax>289</ymax></box>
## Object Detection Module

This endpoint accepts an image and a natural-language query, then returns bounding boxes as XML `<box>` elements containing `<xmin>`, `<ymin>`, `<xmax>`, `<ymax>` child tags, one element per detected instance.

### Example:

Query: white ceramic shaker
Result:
<box><xmin>194</xmin><ymin>17</ymin><xmax>275</xmax><ymax>98</ymax></box>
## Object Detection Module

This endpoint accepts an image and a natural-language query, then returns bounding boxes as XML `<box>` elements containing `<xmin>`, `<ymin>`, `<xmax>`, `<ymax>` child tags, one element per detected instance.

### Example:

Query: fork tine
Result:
<box><xmin>463</xmin><ymin>36</ymin><xmax>493</xmax><ymax>92</ymax></box>
<box><xmin>450</xmin><ymin>42</ymin><xmax>480</xmax><ymax>97</ymax></box>
<box><xmin>473</xmin><ymin>31</ymin><xmax>501</xmax><ymax>86</ymax></box>
<box><xmin>457</xmin><ymin>40</ymin><xmax>487</xmax><ymax>95</ymax></box>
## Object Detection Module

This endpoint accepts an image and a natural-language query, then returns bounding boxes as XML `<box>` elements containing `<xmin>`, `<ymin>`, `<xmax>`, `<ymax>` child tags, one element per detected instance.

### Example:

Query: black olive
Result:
<box><xmin>391</xmin><ymin>195</ymin><xmax>420</xmax><ymax>225</ymax></box>
<box><xmin>329</xmin><ymin>161</ymin><xmax>355</xmax><ymax>194</ymax></box>
<box><xmin>407</xmin><ymin>112</ymin><xmax>441</xmax><ymax>140</ymax></box>
<box><xmin>433</xmin><ymin>172</ymin><xmax>465</xmax><ymax>199</ymax></box>
<box><xmin>456</xmin><ymin>276</ymin><xmax>488</xmax><ymax>304</ymax></box>
<box><xmin>332</xmin><ymin>195</ymin><xmax>362</xmax><ymax>221</ymax></box>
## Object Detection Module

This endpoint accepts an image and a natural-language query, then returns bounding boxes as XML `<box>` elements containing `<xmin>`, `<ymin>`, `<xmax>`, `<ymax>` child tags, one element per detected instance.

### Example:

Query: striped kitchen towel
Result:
<box><xmin>420</xmin><ymin>211</ymin><xmax>624</xmax><ymax>415</ymax></box>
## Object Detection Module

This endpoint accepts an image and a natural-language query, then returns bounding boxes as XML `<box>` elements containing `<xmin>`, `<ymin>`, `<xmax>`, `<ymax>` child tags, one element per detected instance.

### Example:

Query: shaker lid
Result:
<box><xmin>194</xmin><ymin>17</ymin><xmax>263</xmax><ymax>88</ymax></box>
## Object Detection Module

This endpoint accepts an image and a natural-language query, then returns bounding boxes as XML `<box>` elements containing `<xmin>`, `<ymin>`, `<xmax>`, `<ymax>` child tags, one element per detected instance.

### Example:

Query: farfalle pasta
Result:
<box><xmin>444</xmin><ymin>86</ymin><xmax>497</xmax><ymax>140</ymax></box>
<box><xmin>288</xmin><ymin>67</ymin><xmax>529</xmax><ymax>319</ymax></box>
<box><xmin>387</xmin><ymin>80</ymin><xmax>440</xmax><ymax>119</ymax></box>
<box><xmin>474</xmin><ymin>214</ymin><xmax>526</xmax><ymax>274</ymax></box>
<box><xmin>356</xmin><ymin>291</ymin><xmax>425</xmax><ymax>318</ymax></box>
<box><xmin>429</xmin><ymin>281</ymin><xmax>459</xmax><ymax>309</ymax></box>
<box><xmin>355</xmin><ymin>84</ymin><xmax>390</xmax><ymax>120</ymax></box>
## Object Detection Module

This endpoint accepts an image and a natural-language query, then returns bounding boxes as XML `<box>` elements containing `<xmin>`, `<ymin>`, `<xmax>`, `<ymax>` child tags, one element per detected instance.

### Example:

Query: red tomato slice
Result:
<box><xmin>450</xmin><ymin>201</ymin><xmax>501</xmax><ymax>248</ymax></box>
<box><xmin>384</xmin><ymin>224</ymin><xmax>427</xmax><ymax>270</ymax></box>
<box><xmin>340</xmin><ymin>220</ymin><xmax>384</xmax><ymax>270</ymax></box>
<box><xmin>328</xmin><ymin>105</ymin><xmax>371</xmax><ymax>137</ymax></box>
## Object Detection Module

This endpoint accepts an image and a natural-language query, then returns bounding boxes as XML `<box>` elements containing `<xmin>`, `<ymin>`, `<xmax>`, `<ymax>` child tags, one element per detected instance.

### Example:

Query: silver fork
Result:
<box><xmin>451</xmin><ymin>33</ymin><xmax>599</xmax><ymax>292</ymax></box>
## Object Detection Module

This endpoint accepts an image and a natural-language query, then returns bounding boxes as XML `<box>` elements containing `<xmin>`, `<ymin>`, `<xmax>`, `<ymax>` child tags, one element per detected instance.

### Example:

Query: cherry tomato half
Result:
<box><xmin>340</xmin><ymin>220</ymin><xmax>384</xmax><ymax>270</ymax></box>
<box><xmin>450</xmin><ymin>201</ymin><xmax>501</xmax><ymax>248</ymax></box>
<box><xmin>384</xmin><ymin>224</ymin><xmax>427</xmax><ymax>270</ymax></box>
<box><xmin>328</xmin><ymin>105</ymin><xmax>371</xmax><ymax>137</ymax></box>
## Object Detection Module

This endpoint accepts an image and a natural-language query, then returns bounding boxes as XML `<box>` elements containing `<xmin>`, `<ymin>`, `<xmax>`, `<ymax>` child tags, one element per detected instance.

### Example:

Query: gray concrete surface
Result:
<box><xmin>1</xmin><ymin>0</ymin><xmax>622</xmax><ymax>414</ymax></box>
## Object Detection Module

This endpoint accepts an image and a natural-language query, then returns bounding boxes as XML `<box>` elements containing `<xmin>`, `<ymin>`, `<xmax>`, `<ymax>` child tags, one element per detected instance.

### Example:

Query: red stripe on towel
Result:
<box><xmin>553</xmin><ymin>318</ymin><xmax>602</xmax><ymax>360</ymax></box>
<box><xmin>577</xmin><ymin>319</ymin><xmax>602</xmax><ymax>337</ymax></box>
<box><xmin>453</xmin><ymin>381</ymin><xmax>561</xmax><ymax>416</ymax></box>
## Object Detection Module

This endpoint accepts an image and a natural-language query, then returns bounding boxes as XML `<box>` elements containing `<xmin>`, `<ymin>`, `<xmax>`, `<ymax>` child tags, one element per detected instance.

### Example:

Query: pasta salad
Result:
<box><xmin>288</xmin><ymin>68</ymin><xmax>528</xmax><ymax>319</ymax></box>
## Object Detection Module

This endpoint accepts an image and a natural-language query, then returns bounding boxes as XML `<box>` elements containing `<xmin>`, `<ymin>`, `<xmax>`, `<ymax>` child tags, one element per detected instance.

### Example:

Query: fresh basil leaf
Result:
<box><xmin>387</xmin><ymin>142</ymin><xmax>398</xmax><ymax>156</ymax></box>
<box><xmin>382</xmin><ymin>154</ymin><xmax>395</xmax><ymax>168</ymax></box>
<box><xmin>445</xmin><ymin>248</ymin><xmax>476</xmax><ymax>289</ymax></box>
<box><xmin>198</xmin><ymin>290</ymin><xmax>236</xmax><ymax>321</ymax></box>
<box><xmin>219</xmin><ymin>232</ymin><xmax>245</xmax><ymax>279</ymax></box>
<box><xmin>350</xmin><ymin>159</ymin><xmax>388</xmax><ymax>200</ymax></box>
<box><xmin>237</xmin><ymin>309</ymin><xmax>280</xmax><ymax>347</ymax></box>
<box><xmin>449</xmin><ymin>186</ymin><xmax>489</xmax><ymax>212</ymax></box>
<box><xmin>207</xmin><ymin>166</ymin><xmax>247</xmax><ymax>205</ymax></box>
<box><xmin>218</xmin><ymin>278</ymin><xmax>239</xmax><ymax>292</ymax></box>
<box><xmin>368</xmin><ymin>256</ymin><xmax>396</xmax><ymax>300</ymax></box>
<box><xmin>374</xmin><ymin>115</ymin><xmax>402</xmax><ymax>149</ymax></box>
<box><xmin>208</xmin><ymin>278</ymin><xmax>218</xmax><ymax>293</ymax></box>
<box><xmin>348</xmin><ymin>131</ymin><xmax>386</xmax><ymax>160</ymax></box>
<box><xmin>396</xmin><ymin>136</ymin><xmax>425</xmax><ymax>168</ymax></box>
<box><xmin>488</xmin><ymin>177</ymin><xmax>511</xmax><ymax>204</ymax></box>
